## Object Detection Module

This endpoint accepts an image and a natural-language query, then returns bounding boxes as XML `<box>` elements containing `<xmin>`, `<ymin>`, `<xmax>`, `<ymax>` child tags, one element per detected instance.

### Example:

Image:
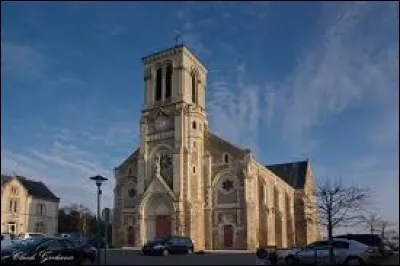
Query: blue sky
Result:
<box><xmin>1</xmin><ymin>2</ymin><xmax>398</xmax><ymax>233</ymax></box>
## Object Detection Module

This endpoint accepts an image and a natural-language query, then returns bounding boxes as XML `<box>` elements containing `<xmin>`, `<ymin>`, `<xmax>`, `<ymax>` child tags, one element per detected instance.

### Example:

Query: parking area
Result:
<box><xmin>98</xmin><ymin>249</ymin><xmax>398</xmax><ymax>265</ymax></box>
<box><xmin>99</xmin><ymin>249</ymin><xmax>254</xmax><ymax>265</ymax></box>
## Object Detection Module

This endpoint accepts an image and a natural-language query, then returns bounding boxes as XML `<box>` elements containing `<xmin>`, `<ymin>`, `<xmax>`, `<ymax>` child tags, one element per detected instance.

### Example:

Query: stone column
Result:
<box><xmin>244</xmin><ymin>168</ymin><xmax>258</xmax><ymax>249</ymax></box>
<box><xmin>281</xmin><ymin>193</ymin><xmax>288</xmax><ymax>248</ymax></box>
<box><xmin>146</xmin><ymin>69</ymin><xmax>154</xmax><ymax>107</ymax></box>
<box><xmin>204</xmin><ymin>154</ymin><xmax>213</xmax><ymax>250</ymax></box>
<box><xmin>289</xmin><ymin>197</ymin><xmax>296</xmax><ymax>247</ymax></box>
<box><xmin>267</xmin><ymin>182</ymin><xmax>276</xmax><ymax>246</ymax></box>
<box><xmin>173</xmin><ymin>149</ymin><xmax>182</xmax><ymax>197</ymax></box>
<box><xmin>174</xmin><ymin>65</ymin><xmax>184</xmax><ymax>100</ymax></box>
<box><xmin>138</xmin><ymin>118</ymin><xmax>148</xmax><ymax>194</ymax></box>
<box><xmin>138</xmin><ymin>214</ymin><xmax>146</xmax><ymax>246</ymax></box>
<box><xmin>173</xmin><ymin>105</ymin><xmax>184</xmax><ymax>197</ymax></box>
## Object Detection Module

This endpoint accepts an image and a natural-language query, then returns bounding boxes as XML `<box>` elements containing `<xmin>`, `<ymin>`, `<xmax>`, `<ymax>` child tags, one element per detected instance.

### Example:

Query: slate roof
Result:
<box><xmin>116</xmin><ymin>147</ymin><xmax>140</xmax><ymax>169</ymax></box>
<box><xmin>266</xmin><ymin>160</ymin><xmax>308</xmax><ymax>189</ymax></box>
<box><xmin>1</xmin><ymin>175</ymin><xmax>60</xmax><ymax>202</ymax></box>
<box><xmin>205</xmin><ymin>131</ymin><xmax>247</xmax><ymax>157</ymax></box>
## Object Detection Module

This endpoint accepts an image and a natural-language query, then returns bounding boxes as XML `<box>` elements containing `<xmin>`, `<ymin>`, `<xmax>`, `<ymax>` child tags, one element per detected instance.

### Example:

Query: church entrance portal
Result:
<box><xmin>127</xmin><ymin>226</ymin><xmax>135</xmax><ymax>246</ymax></box>
<box><xmin>156</xmin><ymin>215</ymin><xmax>172</xmax><ymax>236</ymax></box>
<box><xmin>144</xmin><ymin>193</ymin><xmax>174</xmax><ymax>242</ymax></box>
<box><xmin>223</xmin><ymin>225</ymin><xmax>234</xmax><ymax>248</ymax></box>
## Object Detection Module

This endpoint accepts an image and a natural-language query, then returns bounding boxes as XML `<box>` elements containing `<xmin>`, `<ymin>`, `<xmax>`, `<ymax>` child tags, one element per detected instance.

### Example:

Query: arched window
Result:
<box><xmin>191</xmin><ymin>71</ymin><xmax>197</xmax><ymax>104</ymax></box>
<box><xmin>223</xmin><ymin>153</ymin><xmax>229</xmax><ymax>164</ymax></box>
<box><xmin>193</xmin><ymin>166</ymin><xmax>196</xmax><ymax>174</ymax></box>
<box><xmin>128</xmin><ymin>188</ymin><xmax>136</xmax><ymax>198</ymax></box>
<box><xmin>155</xmin><ymin>67</ymin><xmax>162</xmax><ymax>101</ymax></box>
<box><xmin>192</xmin><ymin>121</ymin><xmax>197</xmax><ymax>129</ymax></box>
<box><xmin>165</xmin><ymin>63</ymin><xmax>172</xmax><ymax>99</ymax></box>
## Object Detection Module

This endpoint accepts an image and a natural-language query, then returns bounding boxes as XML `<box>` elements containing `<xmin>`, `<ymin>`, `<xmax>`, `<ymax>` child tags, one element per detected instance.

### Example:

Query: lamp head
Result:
<box><xmin>90</xmin><ymin>175</ymin><xmax>108</xmax><ymax>186</ymax></box>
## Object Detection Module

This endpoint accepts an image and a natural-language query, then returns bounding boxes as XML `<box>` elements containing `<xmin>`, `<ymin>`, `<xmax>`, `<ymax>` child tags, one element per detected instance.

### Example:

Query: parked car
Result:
<box><xmin>284</xmin><ymin>239</ymin><xmax>373</xmax><ymax>265</ymax></box>
<box><xmin>87</xmin><ymin>236</ymin><xmax>108</xmax><ymax>249</ymax></box>
<box><xmin>58</xmin><ymin>232</ymin><xmax>88</xmax><ymax>247</ymax></box>
<box><xmin>382</xmin><ymin>242</ymin><xmax>395</xmax><ymax>256</ymax></box>
<box><xmin>334</xmin><ymin>234</ymin><xmax>384</xmax><ymax>257</ymax></box>
<box><xmin>17</xmin><ymin>232</ymin><xmax>46</xmax><ymax>240</ymax></box>
<box><xmin>384</xmin><ymin>234</ymin><xmax>399</xmax><ymax>251</ymax></box>
<box><xmin>1</xmin><ymin>233</ymin><xmax>14</xmax><ymax>248</ymax></box>
<box><xmin>1</xmin><ymin>237</ymin><xmax>96</xmax><ymax>265</ymax></box>
<box><xmin>142</xmin><ymin>236</ymin><xmax>194</xmax><ymax>256</ymax></box>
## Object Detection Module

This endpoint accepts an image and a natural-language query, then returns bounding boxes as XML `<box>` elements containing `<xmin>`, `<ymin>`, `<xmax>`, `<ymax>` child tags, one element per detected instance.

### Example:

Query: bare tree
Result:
<box><xmin>358</xmin><ymin>212</ymin><xmax>381</xmax><ymax>235</ymax></box>
<box><xmin>378</xmin><ymin>220</ymin><xmax>396</xmax><ymax>239</ymax></box>
<box><xmin>305</xmin><ymin>178</ymin><xmax>370</xmax><ymax>264</ymax></box>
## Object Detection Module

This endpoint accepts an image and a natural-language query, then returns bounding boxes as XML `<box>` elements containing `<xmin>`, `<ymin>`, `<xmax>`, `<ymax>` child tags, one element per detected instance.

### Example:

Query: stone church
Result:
<box><xmin>112</xmin><ymin>45</ymin><xmax>321</xmax><ymax>250</ymax></box>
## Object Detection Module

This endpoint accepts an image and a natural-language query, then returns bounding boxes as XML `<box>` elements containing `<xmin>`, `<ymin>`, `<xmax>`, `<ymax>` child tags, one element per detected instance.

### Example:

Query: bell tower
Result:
<box><xmin>137</xmin><ymin>45</ymin><xmax>207</xmax><ymax>249</ymax></box>
<box><xmin>142</xmin><ymin>45</ymin><xmax>207</xmax><ymax>110</ymax></box>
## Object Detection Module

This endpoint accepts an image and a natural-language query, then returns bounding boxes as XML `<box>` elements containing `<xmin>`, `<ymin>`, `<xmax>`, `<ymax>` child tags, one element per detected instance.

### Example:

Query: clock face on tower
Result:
<box><xmin>154</xmin><ymin>116</ymin><xmax>169</xmax><ymax>131</ymax></box>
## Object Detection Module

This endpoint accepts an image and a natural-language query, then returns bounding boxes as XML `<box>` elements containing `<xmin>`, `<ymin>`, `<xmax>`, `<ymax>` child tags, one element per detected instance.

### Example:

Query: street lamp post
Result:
<box><xmin>89</xmin><ymin>175</ymin><xmax>108</xmax><ymax>265</ymax></box>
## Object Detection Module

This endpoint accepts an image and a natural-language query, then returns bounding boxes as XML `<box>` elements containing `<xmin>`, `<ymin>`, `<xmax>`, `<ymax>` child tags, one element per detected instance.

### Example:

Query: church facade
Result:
<box><xmin>112</xmin><ymin>45</ymin><xmax>321</xmax><ymax>250</ymax></box>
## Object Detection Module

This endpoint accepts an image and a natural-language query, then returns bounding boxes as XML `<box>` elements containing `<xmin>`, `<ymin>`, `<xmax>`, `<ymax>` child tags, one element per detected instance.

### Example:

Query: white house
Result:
<box><xmin>1</xmin><ymin>174</ymin><xmax>59</xmax><ymax>235</ymax></box>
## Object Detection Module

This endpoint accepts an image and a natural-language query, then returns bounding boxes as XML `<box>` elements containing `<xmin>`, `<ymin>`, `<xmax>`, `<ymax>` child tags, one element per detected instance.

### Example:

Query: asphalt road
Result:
<box><xmin>98</xmin><ymin>250</ymin><xmax>399</xmax><ymax>265</ymax></box>
<box><xmin>99</xmin><ymin>250</ymin><xmax>255</xmax><ymax>265</ymax></box>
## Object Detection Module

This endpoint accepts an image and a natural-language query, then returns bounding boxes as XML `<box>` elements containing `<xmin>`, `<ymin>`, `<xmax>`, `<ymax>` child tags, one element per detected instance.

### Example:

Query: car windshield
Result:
<box><xmin>12</xmin><ymin>238</ymin><xmax>48</xmax><ymax>251</ymax></box>
<box><xmin>32</xmin><ymin>233</ymin><xmax>45</xmax><ymax>237</ymax></box>
<box><xmin>152</xmin><ymin>236</ymin><xmax>169</xmax><ymax>243</ymax></box>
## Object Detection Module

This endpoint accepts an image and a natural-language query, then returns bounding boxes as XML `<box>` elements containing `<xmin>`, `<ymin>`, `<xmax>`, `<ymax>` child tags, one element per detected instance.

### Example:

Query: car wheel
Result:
<box><xmin>285</xmin><ymin>256</ymin><xmax>298</xmax><ymax>265</ymax></box>
<box><xmin>187</xmin><ymin>248</ymin><xmax>193</xmax><ymax>254</ymax></box>
<box><xmin>80</xmin><ymin>258</ymin><xmax>92</xmax><ymax>265</ymax></box>
<box><xmin>344</xmin><ymin>257</ymin><xmax>364</xmax><ymax>265</ymax></box>
<box><xmin>163</xmin><ymin>249</ymin><xmax>169</xmax><ymax>256</ymax></box>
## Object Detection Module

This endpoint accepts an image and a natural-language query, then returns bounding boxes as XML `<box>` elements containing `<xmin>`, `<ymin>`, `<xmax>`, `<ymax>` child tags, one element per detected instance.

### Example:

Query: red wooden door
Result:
<box><xmin>156</xmin><ymin>215</ymin><xmax>171</xmax><ymax>237</ymax></box>
<box><xmin>127</xmin><ymin>226</ymin><xmax>135</xmax><ymax>246</ymax></box>
<box><xmin>223</xmin><ymin>225</ymin><xmax>234</xmax><ymax>248</ymax></box>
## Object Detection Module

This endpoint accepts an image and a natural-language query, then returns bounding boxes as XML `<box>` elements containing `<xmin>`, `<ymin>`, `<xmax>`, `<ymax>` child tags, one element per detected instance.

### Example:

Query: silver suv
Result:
<box><xmin>284</xmin><ymin>239</ymin><xmax>373</xmax><ymax>265</ymax></box>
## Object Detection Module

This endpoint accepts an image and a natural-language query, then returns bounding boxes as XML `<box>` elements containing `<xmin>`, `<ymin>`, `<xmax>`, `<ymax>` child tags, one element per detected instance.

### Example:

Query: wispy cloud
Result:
<box><xmin>274</xmin><ymin>1</ymin><xmax>398</xmax><ymax>153</ymax></box>
<box><xmin>1</xmin><ymin>40</ymin><xmax>88</xmax><ymax>93</ymax></box>
<box><xmin>1</xmin><ymin>109</ymin><xmax>139</xmax><ymax>211</ymax></box>
<box><xmin>207</xmin><ymin>64</ymin><xmax>264</xmax><ymax>155</ymax></box>
<box><xmin>1</xmin><ymin>41</ymin><xmax>49</xmax><ymax>81</ymax></box>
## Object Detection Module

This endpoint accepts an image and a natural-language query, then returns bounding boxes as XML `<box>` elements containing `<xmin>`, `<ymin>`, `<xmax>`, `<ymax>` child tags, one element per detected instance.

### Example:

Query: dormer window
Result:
<box><xmin>11</xmin><ymin>186</ymin><xmax>18</xmax><ymax>195</ymax></box>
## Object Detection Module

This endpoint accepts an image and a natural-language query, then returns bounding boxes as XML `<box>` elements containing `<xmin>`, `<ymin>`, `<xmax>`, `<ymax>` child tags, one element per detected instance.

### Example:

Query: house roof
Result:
<box><xmin>266</xmin><ymin>160</ymin><xmax>308</xmax><ymax>189</ymax></box>
<box><xmin>1</xmin><ymin>175</ymin><xmax>60</xmax><ymax>202</ymax></box>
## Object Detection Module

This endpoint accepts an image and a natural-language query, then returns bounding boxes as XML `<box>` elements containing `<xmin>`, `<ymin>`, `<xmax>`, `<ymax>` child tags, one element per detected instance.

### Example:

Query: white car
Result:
<box><xmin>284</xmin><ymin>239</ymin><xmax>373</xmax><ymax>265</ymax></box>
<box><xmin>17</xmin><ymin>232</ymin><xmax>46</xmax><ymax>240</ymax></box>
<box><xmin>1</xmin><ymin>233</ymin><xmax>14</xmax><ymax>248</ymax></box>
